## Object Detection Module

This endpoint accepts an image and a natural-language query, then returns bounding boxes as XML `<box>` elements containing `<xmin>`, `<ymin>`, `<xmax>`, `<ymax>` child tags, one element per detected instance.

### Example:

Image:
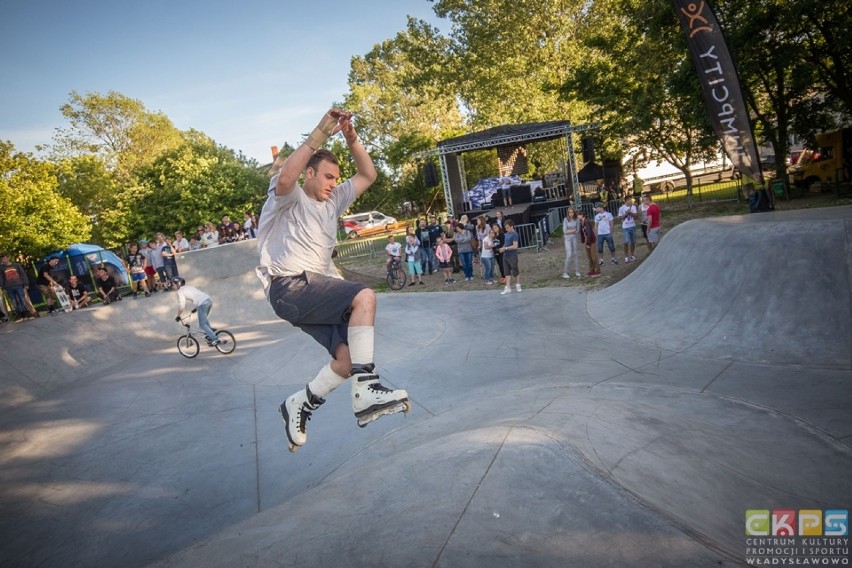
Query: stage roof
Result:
<box><xmin>435</xmin><ymin>121</ymin><xmax>572</xmax><ymax>155</ymax></box>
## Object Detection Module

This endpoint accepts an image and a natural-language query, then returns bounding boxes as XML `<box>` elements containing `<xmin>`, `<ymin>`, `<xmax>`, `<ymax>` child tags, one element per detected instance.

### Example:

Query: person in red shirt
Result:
<box><xmin>643</xmin><ymin>194</ymin><xmax>662</xmax><ymax>251</ymax></box>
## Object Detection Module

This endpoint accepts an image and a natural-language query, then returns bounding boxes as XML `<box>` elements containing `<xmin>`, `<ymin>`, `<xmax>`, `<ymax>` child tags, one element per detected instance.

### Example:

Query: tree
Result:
<box><xmin>0</xmin><ymin>141</ymin><xmax>91</xmax><ymax>260</ymax></box>
<box><xmin>344</xmin><ymin>18</ymin><xmax>467</xmax><ymax>214</ymax></box>
<box><xmin>130</xmin><ymin>132</ymin><xmax>268</xmax><ymax>239</ymax></box>
<box><xmin>432</xmin><ymin>0</ymin><xmax>590</xmax><ymax>126</ymax></box>
<box><xmin>51</xmin><ymin>90</ymin><xmax>183</xmax><ymax>175</ymax></box>
<box><xmin>562</xmin><ymin>0</ymin><xmax>719</xmax><ymax>198</ymax></box>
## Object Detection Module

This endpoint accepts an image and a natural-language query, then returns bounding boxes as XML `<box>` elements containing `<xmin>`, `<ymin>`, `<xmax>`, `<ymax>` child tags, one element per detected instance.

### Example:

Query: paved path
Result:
<box><xmin>1</xmin><ymin>206</ymin><xmax>850</xmax><ymax>567</ymax></box>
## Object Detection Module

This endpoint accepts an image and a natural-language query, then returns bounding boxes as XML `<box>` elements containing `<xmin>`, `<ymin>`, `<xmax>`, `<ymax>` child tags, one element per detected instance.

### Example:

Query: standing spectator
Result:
<box><xmin>562</xmin><ymin>206</ymin><xmax>582</xmax><ymax>279</ymax></box>
<box><xmin>494</xmin><ymin>210</ymin><xmax>506</xmax><ymax>231</ymax></box>
<box><xmin>499</xmin><ymin>175</ymin><xmax>513</xmax><ymax>206</ymax></box>
<box><xmin>95</xmin><ymin>266</ymin><xmax>121</xmax><ymax>304</ymax></box>
<box><xmin>644</xmin><ymin>194</ymin><xmax>662</xmax><ymax>252</ymax></box>
<box><xmin>454</xmin><ymin>222</ymin><xmax>474</xmax><ymax>281</ymax></box>
<box><xmin>194</xmin><ymin>225</ymin><xmax>205</xmax><ymax>243</ymax></box>
<box><xmin>579</xmin><ymin>210</ymin><xmax>601</xmax><ymax>277</ymax></box>
<box><xmin>481</xmin><ymin>226</ymin><xmax>497</xmax><ymax>285</ymax></box>
<box><xmin>125</xmin><ymin>242</ymin><xmax>151</xmax><ymax>298</ymax></box>
<box><xmin>230</xmin><ymin>221</ymin><xmax>245</xmax><ymax>241</ymax></box>
<box><xmin>36</xmin><ymin>256</ymin><xmax>62</xmax><ymax>314</ymax></box>
<box><xmin>499</xmin><ymin>219</ymin><xmax>521</xmax><ymax>294</ymax></box>
<box><xmin>435</xmin><ymin>234</ymin><xmax>454</xmax><ymax>284</ymax></box>
<box><xmin>66</xmin><ymin>275</ymin><xmax>92</xmax><ymax>309</ymax></box>
<box><xmin>426</xmin><ymin>216</ymin><xmax>443</xmax><ymax>273</ymax></box>
<box><xmin>594</xmin><ymin>202</ymin><xmax>618</xmax><ymax>265</ymax></box>
<box><xmin>475</xmin><ymin>215</ymin><xmax>490</xmax><ymax>266</ymax></box>
<box><xmin>415</xmin><ymin>219</ymin><xmax>433</xmax><ymax>275</ymax></box>
<box><xmin>150</xmin><ymin>234</ymin><xmax>168</xmax><ymax>290</ymax></box>
<box><xmin>0</xmin><ymin>253</ymin><xmax>31</xmax><ymax>320</ymax></box>
<box><xmin>243</xmin><ymin>210</ymin><xmax>258</xmax><ymax>239</ymax></box>
<box><xmin>140</xmin><ymin>240</ymin><xmax>158</xmax><ymax>292</ymax></box>
<box><xmin>618</xmin><ymin>196</ymin><xmax>638</xmax><ymax>262</ymax></box>
<box><xmin>173</xmin><ymin>231</ymin><xmax>190</xmax><ymax>252</ymax></box>
<box><xmin>491</xmin><ymin>222</ymin><xmax>506</xmax><ymax>283</ymax></box>
<box><xmin>162</xmin><ymin>236</ymin><xmax>179</xmax><ymax>281</ymax></box>
<box><xmin>218</xmin><ymin>214</ymin><xmax>235</xmax><ymax>244</ymax></box>
<box><xmin>188</xmin><ymin>236</ymin><xmax>202</xmax><ymax>251</ymax></box>
<box><xmin>639</xmin><ymin>194</ymin><xmax>651</xmax><ymax>250</ymax></box>
<box><xmin>443</xmin><ymin>220</ymin><xmax>460</xmax><ymax>274</ymax></box>
<box><xmin>201</xmin><ymin>222</ymin><xmax>219</xmax><ymax>248</ymax></box>
<box><xmin>404</xmin><ymin>234</ymin><xmax>424</xmax><ymax>286</ymax></box>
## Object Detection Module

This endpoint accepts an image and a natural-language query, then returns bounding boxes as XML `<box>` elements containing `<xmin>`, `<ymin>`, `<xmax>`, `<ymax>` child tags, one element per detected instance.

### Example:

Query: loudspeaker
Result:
<box><xmin>491</xmin><ymin>191</ymin><xmax>504</xmax><ymax>207</ymax></box>
<box><xmin>581</xmin><ymin>137</ymin><xmax>595</xmax><ymax>164</ymax></box>
<box><xmin>424</xmin><ymin>162</ymin><xmax>439</xmax><ymax>187</ymax></box>
<box><xmin>511</xmin><ymin>184</ymin><xmax>532</xmax><ymax>204</ymax></box>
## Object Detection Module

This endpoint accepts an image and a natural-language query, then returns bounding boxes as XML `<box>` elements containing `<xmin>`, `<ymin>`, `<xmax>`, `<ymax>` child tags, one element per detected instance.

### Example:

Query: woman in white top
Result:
<box><xmin>481</xmin><ymin>227</ymin><xmax>497</xmax><ymax>285</ymax></box>
<box><xmin>201</xmin><ymin>222</ymin><xmax>219</xmax><ymax>248</ymax></box>
<box><xmin>562</xmin><ymin>207</ymin><xmax>581</xmax><ymax>278</ymax></box>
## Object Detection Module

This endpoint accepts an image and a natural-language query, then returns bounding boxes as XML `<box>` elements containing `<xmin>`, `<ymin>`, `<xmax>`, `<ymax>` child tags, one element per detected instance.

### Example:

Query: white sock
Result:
<box><xmin>348</xmin><ymin>326</ymin><xmax>374</xmax><ymax>367</ymax></box>
<box><xmin>307</xmin><ymin>362</ymin><xmax>345</xmax><ymax>397</ymax></box>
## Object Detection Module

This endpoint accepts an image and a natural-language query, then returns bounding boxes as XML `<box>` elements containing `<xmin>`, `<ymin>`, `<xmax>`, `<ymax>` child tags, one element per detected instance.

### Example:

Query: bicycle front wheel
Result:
<box><xmin>387</xmin><ymin>267</ymin><xmax>406</xmax><ymax>290</ymax></box>
<box><xmin>177</xmin><ymin>334</ymin><xmax>200</xmax><ymax>358</ymax></box>
<box><xmin>214</xmin><ymin>330</ymin><xmax>236</xmax><ymax>354</ymax></box>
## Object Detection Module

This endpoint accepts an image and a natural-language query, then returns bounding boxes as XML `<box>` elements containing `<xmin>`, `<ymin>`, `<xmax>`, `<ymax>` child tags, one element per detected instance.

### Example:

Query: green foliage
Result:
<box><xmin>0</xmin><ymin>141</ymin><xmax>91</xmax><ymax>260</ymax></box>
<box><xmin>130</xmin><ymin>134</ymin><xmax>268</xmax><ymax>239</ymax></box>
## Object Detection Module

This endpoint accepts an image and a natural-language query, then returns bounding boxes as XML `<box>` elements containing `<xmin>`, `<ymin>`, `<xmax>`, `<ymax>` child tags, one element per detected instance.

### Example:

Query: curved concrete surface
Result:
<box><xmin>0</xmin><ymin>208</ymin><xmax>850</xmax><ymax>567</ymax></box>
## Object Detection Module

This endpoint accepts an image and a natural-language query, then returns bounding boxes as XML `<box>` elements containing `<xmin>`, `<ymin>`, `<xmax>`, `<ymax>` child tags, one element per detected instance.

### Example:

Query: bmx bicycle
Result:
<box><xmin>176</xmin><ymin>309</ymin><xmax>236</xmax><ymax>358</ymax></box>
<box><xmin>386</xmin><ymin>256</ymin><xmax>407</xmax><ymax>290</ymax></box>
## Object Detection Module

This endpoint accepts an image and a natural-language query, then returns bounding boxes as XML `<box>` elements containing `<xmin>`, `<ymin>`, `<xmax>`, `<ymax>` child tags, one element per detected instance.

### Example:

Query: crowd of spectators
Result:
<box><xmin>0</xmin><ymin>209</ymin><xmax>259</xmax><ymax>322</ymax></box>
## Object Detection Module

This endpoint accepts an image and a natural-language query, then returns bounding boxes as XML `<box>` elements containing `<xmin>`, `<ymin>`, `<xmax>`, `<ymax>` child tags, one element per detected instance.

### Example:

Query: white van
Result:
<box><xmin>341</xmin><ymin>211</ymin><xmax>397</xmax><ymax>237</ymax></box>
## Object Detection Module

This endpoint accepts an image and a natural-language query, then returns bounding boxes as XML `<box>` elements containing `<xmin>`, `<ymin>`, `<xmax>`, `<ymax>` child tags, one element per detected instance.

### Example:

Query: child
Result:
<box><xmin>125</xmin><ymin>242</ymin><xmax>151</xmax><ymax>298</ymax></box>
<box><xmin>435</xmin><ymin>235</ymin><xmax>454</xmax><ymax>284</ymax></box>
<box><xmin>499</xmin><ymin>219</ymin><xmax>521</xmax><ymax>294</ymax></box>
<box><xmin>404</xmin><ymin>234</ymin><xmax>424</xmax><ymax>286</ymax></box>
<box><xmin>172</xmin><ymin>277</ymin><xmax>219</xmax><ymax>346</ymax></box>
<box><xmin>385</xmin><ymin>234</ymin><xmax>402</xmax><ymax>271</ymax></box>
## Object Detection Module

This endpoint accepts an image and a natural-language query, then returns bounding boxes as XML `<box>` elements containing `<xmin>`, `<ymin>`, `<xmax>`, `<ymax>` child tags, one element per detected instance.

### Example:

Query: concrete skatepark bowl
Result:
<box><xmin>0</xmin><ymin>206</ymin><xmax>850</xmax><ymax>567</ymax></box>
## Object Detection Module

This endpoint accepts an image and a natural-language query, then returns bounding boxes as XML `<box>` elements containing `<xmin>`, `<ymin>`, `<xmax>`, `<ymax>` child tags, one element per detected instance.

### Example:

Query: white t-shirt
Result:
<box><xmin>386</xmin><ymin>242</ymin><xmax>402</xmax><ymax>258</ymax></box>
<box><xmin>201</xmin><ymin>231</ymin><xmax>219</xmax><ymax>248</ymax></box>
<box><xmin>404</xmin><ymin>241</ymin><xmax>419</xmax><ymax>261</ymax></box>
<box><xmin>594</xmin><ymin>211</ymin><xmax>613</xmax><ymax>235</ymax></box>
<box><xmin>481</xmin><ymin>235</ymin><xmax>494</xmax><ymax>259</ymax></box>
<box><xmin>618</xmin><ymin>204</ymin><xmax>638</xmax><ymax>229</ymax></box>
<box><xmin>257</xmin><ymin>175</ymin><xmax>356</xmax><ymax>282</ymax></box>
<box><xmin>177</xmin><ymin>285</ymin><xmax>211</xmax><ymax>311</ymax></box>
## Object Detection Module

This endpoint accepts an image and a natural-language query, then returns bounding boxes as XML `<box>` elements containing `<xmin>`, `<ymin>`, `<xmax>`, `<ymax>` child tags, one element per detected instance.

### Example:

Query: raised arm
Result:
<box><xmin>274</xmin><ymin>109</ymin><xmax>366</xmax><ymax>196</ymax></box>
<box><xmin>339</xmin><ymin>116</ymin><xmax>377</xmax><ymax>198</ymax></box>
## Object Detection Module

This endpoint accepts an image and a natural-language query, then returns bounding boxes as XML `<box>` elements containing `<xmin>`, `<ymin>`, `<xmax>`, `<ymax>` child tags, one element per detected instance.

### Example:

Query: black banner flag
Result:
<box><xmin>673</xmin><ymin>0</ymin><xmax>764</xmax><ymax>185</ymax></box>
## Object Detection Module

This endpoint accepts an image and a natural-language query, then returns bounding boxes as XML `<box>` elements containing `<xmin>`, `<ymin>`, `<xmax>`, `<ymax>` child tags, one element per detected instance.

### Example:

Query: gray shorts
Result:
<box><xmin>503</xmin><ymin>253</ymin><xmax>519</xmax><ymax>277</ymax></box>
<box><xmin>648</xmin><ymin>227</ymin><xmax>661</xmax><ymax>243</ymax></box>
<box><xmin>269</xmin><ymin>271</ymin><xmax>367</xmax><ymax>357</ymax></box>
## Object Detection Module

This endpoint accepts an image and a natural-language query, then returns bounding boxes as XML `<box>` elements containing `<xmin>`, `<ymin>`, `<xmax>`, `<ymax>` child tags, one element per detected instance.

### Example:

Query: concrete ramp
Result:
<box><xmin>1</xmin><ymin>208</ymin><xmax>850</xmax><ymax>567</ymax></box>
<box><xmin>588</xmin><ymin>206</ymin><xmax>852</xmax><ymax>367</ymax></box>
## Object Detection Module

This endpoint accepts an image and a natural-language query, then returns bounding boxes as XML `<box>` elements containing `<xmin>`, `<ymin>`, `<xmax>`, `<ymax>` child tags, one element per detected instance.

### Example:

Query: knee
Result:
<box><xmin>352</xmin><ymin>288</ymin><xmax>376</xmax><ymax>313</ymax></box>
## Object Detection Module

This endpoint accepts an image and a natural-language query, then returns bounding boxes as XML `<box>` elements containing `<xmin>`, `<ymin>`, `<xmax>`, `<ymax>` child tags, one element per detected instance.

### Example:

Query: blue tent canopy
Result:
<box><xmin>44</xmin><ymin>244</ymin><xmax>129</xmax><ymax>285</ymax></box>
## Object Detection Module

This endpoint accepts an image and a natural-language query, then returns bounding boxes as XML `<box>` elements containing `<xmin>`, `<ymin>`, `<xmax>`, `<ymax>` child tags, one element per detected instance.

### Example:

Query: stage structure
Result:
<box><xmin>416</xmin><ymin>121</ymin><xmax>596</xmax><ymax>217</ymax></box>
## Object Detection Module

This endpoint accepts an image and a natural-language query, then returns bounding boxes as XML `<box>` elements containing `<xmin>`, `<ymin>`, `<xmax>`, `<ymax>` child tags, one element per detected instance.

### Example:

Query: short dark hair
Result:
<box><xmin>505</xmin><ymin>219</ymin><xmax>515</xmax><ymax>228</ymax></box>
<box><xmin>306</xmin><ymin>149</ymin><xmax>338</xmax><ymax>172</ymax></box>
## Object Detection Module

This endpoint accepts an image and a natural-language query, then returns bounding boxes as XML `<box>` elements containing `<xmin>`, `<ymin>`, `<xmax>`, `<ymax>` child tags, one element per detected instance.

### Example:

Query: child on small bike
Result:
<box><xmin>172</xmin><ymin>277</ymin><xmax>218</xmax><ymax>346</ymax></box>
<box><xmin>385</xmin><ymin>234</ymin><xmax>402</xmax><ymax>271</ymax></box>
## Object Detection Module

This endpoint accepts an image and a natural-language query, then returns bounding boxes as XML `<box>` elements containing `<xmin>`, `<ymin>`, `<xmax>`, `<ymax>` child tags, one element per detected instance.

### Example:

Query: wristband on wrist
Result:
<box><xmin>305</xmin><ymin>112</ymin><xmax>339</xmax><ymax>150</ymax></box>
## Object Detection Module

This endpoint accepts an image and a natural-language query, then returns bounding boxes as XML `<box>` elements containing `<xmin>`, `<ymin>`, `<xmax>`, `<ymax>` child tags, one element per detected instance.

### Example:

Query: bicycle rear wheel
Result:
<box><xmin>214</xmin><ymin>330</ymin><xmax>236</xmax><ymax>354</ymax></box>
<box><xmin>387</xmin><ymin>266</ymin><xmax>406</xmax><ymax>290</ymax></box>
<box><xmin>177</xmin><ymin>334</ymin><xmax>200</xmax><ymax>358</ymax></box>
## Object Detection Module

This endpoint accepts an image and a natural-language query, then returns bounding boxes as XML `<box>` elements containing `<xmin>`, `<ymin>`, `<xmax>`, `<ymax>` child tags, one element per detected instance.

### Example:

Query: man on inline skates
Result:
<box><xmin>256</xmin><ymin>108</ymin><xmax>410</xmax><ymax>453</ymax></box>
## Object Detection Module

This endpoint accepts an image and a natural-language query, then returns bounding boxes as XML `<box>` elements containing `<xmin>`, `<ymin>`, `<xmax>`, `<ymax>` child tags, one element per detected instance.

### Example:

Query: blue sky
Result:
<box><xmin>0</xmin><ymin>0</ymin><xmax>443</xmax><ymax>165</ymax></box>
